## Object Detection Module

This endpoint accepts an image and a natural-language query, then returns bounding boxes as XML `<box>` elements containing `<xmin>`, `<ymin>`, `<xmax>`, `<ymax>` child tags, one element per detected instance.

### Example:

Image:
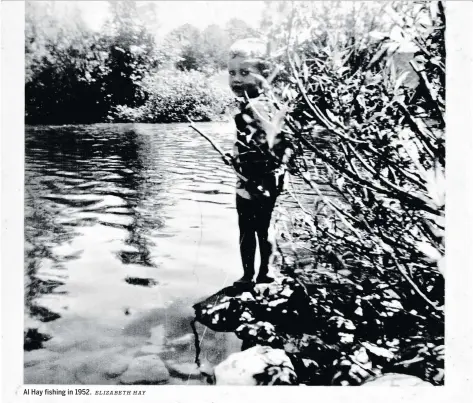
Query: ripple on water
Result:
<box><xmin>25</xmin><ymin>122</ymin><xmax>313</xmax><ymax>385</ymax></box>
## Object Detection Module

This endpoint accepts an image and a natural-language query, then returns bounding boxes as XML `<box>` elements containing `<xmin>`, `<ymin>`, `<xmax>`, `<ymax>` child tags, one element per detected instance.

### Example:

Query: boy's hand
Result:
<box><xmin>274</xmin><ymin>164</ymin><xmax>287</xmax><ymax>177</ymax></box>
<box><xmin>222</xmin><ymin>153</ymin><xmax>234</xmax><ymax>166</ymax></box>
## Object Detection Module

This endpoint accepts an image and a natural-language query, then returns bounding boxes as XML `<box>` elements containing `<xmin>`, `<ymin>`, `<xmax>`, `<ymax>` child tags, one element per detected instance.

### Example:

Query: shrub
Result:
<box><xmin>234</xmin><ymin>0</ymin><xmax>446</xmax><ymax>385</ymax></box>
<box><xmin>110</xmin><ymin>69</ymin><xmax>235</xmax><ymax>123</ymax></box>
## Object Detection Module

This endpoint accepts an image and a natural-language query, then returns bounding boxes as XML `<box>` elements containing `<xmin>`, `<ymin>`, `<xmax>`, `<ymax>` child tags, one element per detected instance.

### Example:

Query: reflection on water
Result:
<box><xmin>24</xmin><ymin>123</ymin><xmax>320</xmax><ymax>385</ymax></box>
<box><xmin>24</xmin><ymin>123</ymin><xmax>248</xmax><ymax>384</ymax></box>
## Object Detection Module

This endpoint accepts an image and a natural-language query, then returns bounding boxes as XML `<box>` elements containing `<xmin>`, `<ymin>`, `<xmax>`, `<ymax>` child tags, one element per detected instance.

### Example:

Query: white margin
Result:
<box><xmin>1</xmin><ymin>1</ymin><xmax>472</xmax><ymax>402</ymax></box>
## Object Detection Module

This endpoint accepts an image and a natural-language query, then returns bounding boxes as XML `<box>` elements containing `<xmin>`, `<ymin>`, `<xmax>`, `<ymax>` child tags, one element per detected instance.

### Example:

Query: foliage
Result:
<box><xmin>25</xmin><ymin>1</ymin><xmax>246</xmax><ymax>124</ymax></box>
<box><xmin>25</xmin><ymin>1</ymin><xmax>108</xmax><ymax>123</ymax></box>
<box><xmin>165</xmin><ymin>19</ymin><xmax>258</xmax><ymax>73</ymax></box>
<box><xmin>100</xmin><ymin>0</ymin><xmax>158</xmax><ymax>108</ymax></box>
<box><xmin>195</xmin><ymin>0</ymin><xmax>444</xmax><ymax>386</ymax></box>
<box><xmin>25</xmin><ymin>0</ymin><xmax>159</xmax><ymax>123</ymax></box>
<box><xmin>109</xmin><ymin>69</ymin><xmax>234</xmax><ymax>123</ymax></box>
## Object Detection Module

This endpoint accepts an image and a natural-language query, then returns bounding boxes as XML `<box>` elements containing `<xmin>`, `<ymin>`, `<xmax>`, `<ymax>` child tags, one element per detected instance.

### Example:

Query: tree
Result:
<box><xmin>165</xmin><ymin>24</ymin><xmax>203</xmax><ymax>71</ymax></box>
<box><xmin>200</xmin><ymin>24</ymin><xmax>231</xmax><ymax>71</ymax></box>
<box><xmin>225</xmin><ymin>18</ymin><xmax>259</xmax><ymax>44</ymax></box>
<box><xmin>216</xmin><ymin>0</ymin><xmax>445</xmax><ymax>385</ymax></box>
<box><xmin>25</xmin><ymin>0</ymin><xmax>160</xmax><ymax>123</ymax></box>
<box><xmin>101</xmin><ymin>0</ymin><xmax>158</xmax><ymax>108</ymax></box>
<box><xmin>25</xmin><ymin>1</ymin><xmax>109</xmax><ymax>123</ymax></box>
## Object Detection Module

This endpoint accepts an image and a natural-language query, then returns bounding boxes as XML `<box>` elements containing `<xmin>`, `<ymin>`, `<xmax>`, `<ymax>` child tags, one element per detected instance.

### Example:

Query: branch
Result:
<box><xmin>410</xmin><ymin>60</ymin><xmax>445</xmax><ymax>127</ymax></box>
<box><xmin>397</xmin><ymin>101</ymin><xmax>438</xmax><ymax>159</ymax></box>
<box><xmin>366</xmin><ymin>143</ymin><xmax>427</xmax><ymax>191</ymax></box>
<box><xmin>345</xmin><ymin>143</ymin><xmax>436</xmax><ymax>213</ymax></box>
<box><xmin>299</xmin><ymin>132</ymin><xmax>440</xmax><ymax>216</ymax></box>
<box><xmin>187</xmin><ymin>116</ymin><xmax>271</xmax><ymax>198</ymax></box>
<box><xmin>391</xmin><ymin>255</ymin><xmax>444</xmax><ymax>313</ymax></box>
<box><xmin>298</xmin><ymin>169</ymin><xmax>365</xmax><ymax>244</ymax></box>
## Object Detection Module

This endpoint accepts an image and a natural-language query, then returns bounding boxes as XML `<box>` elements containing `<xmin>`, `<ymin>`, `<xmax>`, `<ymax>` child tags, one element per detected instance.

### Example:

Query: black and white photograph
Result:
<box><xmin>3</xmin><ymin>0</ymin><xmax>472</xmax><ymax>396</ymax></box>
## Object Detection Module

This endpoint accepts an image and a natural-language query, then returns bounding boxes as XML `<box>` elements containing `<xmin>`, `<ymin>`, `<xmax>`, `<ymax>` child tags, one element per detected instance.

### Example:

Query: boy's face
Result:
<box><xmin>228</xmin><ymin>56</ymin><xmax>263</xmax><ymax>99</ymax></box>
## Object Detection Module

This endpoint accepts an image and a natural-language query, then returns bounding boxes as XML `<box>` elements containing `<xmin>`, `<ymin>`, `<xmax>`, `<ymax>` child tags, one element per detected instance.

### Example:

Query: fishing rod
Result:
<box><xmin>186</xmin><ymin>116</ymin><xmax>270</xmax><ymax>198</ymax></box>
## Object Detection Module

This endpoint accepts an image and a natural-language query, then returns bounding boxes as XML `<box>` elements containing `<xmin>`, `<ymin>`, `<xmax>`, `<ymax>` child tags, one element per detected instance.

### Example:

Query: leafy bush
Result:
<box><xmin>25</xmin><ymin>2</ymin><xmax>246</xmax><ymax>124</ymax></box>
<box><xmin>109</xmin><ymin>69</ymin><xmax>235</xmax><ymax>123</ymax></box>
<box><xmin>25</xmin><ymin>0</ymin><xmax>159</xmax><ymax>124</ymax></box>
<box><xmin>210</xmin><ymin>0</ymin><xmax>445</xmax><ymax>385</ymax></box>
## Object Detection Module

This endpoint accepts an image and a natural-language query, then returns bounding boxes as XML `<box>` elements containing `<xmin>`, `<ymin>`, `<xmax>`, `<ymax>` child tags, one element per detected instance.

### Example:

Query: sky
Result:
<box><xmin>64</xmin><ymin>1</ymin><xmax>266</xmax><ymax>34</ymax></box>
<box><xmin>36</xmin><ymin>1</ymin><xmax>417</xmax><ymax>52</ymax></box>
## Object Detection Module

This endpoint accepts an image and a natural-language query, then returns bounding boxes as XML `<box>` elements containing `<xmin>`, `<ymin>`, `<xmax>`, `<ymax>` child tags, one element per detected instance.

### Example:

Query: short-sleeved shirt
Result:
<box><xmin>233</xmin><ymin>96</ymin><xmax>292</xmax><ymax>200</ymax></box>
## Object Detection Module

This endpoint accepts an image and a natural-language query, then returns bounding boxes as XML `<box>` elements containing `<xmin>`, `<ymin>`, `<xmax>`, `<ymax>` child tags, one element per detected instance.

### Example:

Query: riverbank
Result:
<box><xmin>26</xmin><ymin>69</ymin><xmax>235</xmax><ymax>125</ymax></box>
<box><xmin>108</xmin><ymin>70</ymin><xmax>236</xmax><ymax>124</ymax></box>
<box><xmin>192</xmin><ymin>196</ymin><xmax>444</xmax><ymax>386</ymax></box>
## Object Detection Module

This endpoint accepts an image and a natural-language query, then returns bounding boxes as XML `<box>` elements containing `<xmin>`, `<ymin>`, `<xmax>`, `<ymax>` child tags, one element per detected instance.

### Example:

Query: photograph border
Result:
<box><xmin>2</xmin><ymin>1</ymin><xmax>473</xmax><ymax>402</ymax></box>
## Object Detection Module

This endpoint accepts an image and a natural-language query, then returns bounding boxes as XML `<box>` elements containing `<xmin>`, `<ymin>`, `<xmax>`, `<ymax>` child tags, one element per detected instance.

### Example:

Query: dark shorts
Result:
<box><xmin>236</xmin><ymin>195</ymin><xmax>276</xmax><ymax>235</ymax></box>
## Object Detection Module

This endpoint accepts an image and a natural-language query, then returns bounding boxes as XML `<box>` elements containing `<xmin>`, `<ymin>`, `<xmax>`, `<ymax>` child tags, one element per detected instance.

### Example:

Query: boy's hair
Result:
<box><xmin>229</xmin><ymin>38</ymin><xmax>271</xmax><ymax>77</ymax></box>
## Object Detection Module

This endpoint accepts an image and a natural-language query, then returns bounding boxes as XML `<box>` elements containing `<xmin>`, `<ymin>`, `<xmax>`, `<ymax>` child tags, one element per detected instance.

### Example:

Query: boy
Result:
<box><xmin>225</xmin><ymin>38</ymin><xmax>293</xmax><ymax>285</ymax></box>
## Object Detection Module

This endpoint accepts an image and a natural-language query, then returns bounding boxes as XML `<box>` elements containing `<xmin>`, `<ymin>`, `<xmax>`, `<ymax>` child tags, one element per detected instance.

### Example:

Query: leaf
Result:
<box><xmin>361</xmin><ymin>342</ymin><xmax>395</xmax><ymax>359</ymax></box>
<box><xmin>416</xmin><ymin>240</ymin><xmax>442</xmax><ymax>262</ymax></box>
<box><xmin>381</xmin><ymin>300</ymin><xmax>403</xmax><ymax>311</ymax></box>
<box><xmin>302</xmin><ymin>63</ymin><xmax>309</xmax><ymax>83</ymax></box>
<box><xmin>395</xmin><ymin>71</ymin><xmax>410</xmax><ymax>90</ymax></box>
<box><xmin>367</xmin><ymin>46</ymin><xmax>387</xmax><ymax>69</ymax></box>
<box><xmin>369</xmin><ymin>31</ymin><xmax>389</xmax><ymax>41</ymax></box>
<box><xmin>430</xmin><ymin>1</ymin><xmax>440</xmax><ymax>21</ymax></box>
<box><xmin>293</xmin><ymin>52</ymin><xmax>301</xmax><ymax>69</ymax></box>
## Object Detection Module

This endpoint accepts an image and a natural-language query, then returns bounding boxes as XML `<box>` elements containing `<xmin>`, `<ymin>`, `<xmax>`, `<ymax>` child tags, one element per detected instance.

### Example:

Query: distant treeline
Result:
<box><xmin>25</xmin><ymin>0</ymin><xmax>259</xmax><ymax>124</ymax></box>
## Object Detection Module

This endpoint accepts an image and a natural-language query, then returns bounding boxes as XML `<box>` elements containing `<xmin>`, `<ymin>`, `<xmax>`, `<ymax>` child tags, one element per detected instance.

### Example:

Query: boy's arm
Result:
<box><xmin>281</xmin><ymin>145</ymin><xmax>293</xmax><ymax>165</ymax></box>
<box><xmin>222</xmin><ymin>134</ymin><xmax>240</xmax><ymax>166</ymax></box>
<box><xmin>232</xmin><ymin>138</ymin><xmax>239</xmax><ymax>162</ymax></box>
<box><xmin>246</xmin><ymin>98</ymin><xmax>288</xmax><ymax>151</ymax></box>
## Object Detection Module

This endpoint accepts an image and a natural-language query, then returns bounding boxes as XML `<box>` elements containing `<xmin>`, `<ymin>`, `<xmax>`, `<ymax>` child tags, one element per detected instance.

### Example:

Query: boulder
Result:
<box><xmin>166</xmin><ymin>333</ymin><xmax>195</xmax><ymax>347</ymax></box>
<box><xmin>119</xmin><ymin>355</ymin><xmax>170</xmax><ymax>385</ymax></box>
<box><xmin>103</xmin><ymin>355</ymin><xmax>131</xmax><ymax>378</ymax></box>
<box><xmin>193</xmin><ymin>277</ymin><xmax>317</xmax><ymax>336</ymax></box>
<box><xmin>24</xmin><ymin>348</ymin><xmax>60</xmax><ymax>368</ymax></box>
<box><xmin>214</xmin><ymin>345</ymin><xmax>297</xmax><ymax>385</ymax></box>
<box><xmin>165</xmin><ymin>361</ymin><xmax>203</xmax><ymax>380</ymax></box>
<box><xmin>136</xmin><ymin>344</ymin><xmax>163</xmax><ymax>356</ymax></box>
<box><xmin>362</xmin><ymin>373</ymin><xmax>433</xmax><ymax>386</ymax></box>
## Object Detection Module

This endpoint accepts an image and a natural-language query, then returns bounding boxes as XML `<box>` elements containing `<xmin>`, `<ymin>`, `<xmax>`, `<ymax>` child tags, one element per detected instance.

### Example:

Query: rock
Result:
<box><xmin>74</xmin><ymin>349</ymin><xmax>128</xmax><ymax>384</ymax></box>
<box><xmin>214</xmin><ymin>345</ymin><xmax>297</xmax><ymax>385</ymax></box>
<box><xmin>24</xmin><ymin>364</ymin><xmax>78</xmax><ymax>385</ymax></box>
<box><xmin>165</xmin><ymin>361</ymin><xmax>202</xmax><ymax>380</ymax></box>
<box><xmin>166</xmin><ymin>333</ymin><xmax>194</xmax><ymax>347</ymax></box>
<box><xmin>119</xmin><ymin>355</ymin><xmax>170</xmax><ymax>385</ymax></box>
<box><xmin>24</xmin><ymin>349</ymin><xmax>60</xmax><ymax>368</ymax></box>
<box><xmin>362</xmin><ymin>373</ymin><xmax>433</xmax><ymax>386</ymax></box>
<box><xmin>148</xmin><ymin>325</ymin><xmax>166</xmax><ymax>347</ymax></box>
<box><xmin>43</xmin><ymin>335</ymin><xmax>80</xmax><ymax>353</ymax></box>
<box><xmin>136</xmin><ymin>344</ymin><xmax>163</xmax><ymax>356</ymax></box>
<box><xmin>103</xmin><ymin>355</ymin><xmax>131</xmax><ymax>378</ymax></box>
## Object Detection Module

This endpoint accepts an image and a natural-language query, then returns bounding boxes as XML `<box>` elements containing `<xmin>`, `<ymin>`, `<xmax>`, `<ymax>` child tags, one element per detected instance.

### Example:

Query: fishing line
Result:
<box><xmin>191</xmin><ymin>196</ymin><xmax>203</xmax><ymax>284</ymax></box>
<box><xmin>187</xmin><ymin>145</ymin><xmax>242</xmax><ymax>384</ymax></box>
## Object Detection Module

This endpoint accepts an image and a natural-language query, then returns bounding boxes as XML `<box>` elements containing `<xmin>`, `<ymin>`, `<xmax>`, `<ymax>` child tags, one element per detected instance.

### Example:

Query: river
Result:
<box><xmin>24</xmin><ymin>122</ymin><xmax>321</xmax><ymax>385</ymax></box>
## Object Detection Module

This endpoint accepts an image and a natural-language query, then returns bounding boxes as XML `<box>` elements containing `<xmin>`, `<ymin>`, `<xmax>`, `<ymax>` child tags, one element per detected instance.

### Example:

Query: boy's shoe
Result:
<box><xmin>255</xmin><ymin>274</ymin><xmax>275</xmax><ymax>284</ymax></box>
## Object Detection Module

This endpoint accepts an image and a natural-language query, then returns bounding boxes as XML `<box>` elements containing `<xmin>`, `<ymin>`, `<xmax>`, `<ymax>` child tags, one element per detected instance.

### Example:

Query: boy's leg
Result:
<box><xmin>255</xmin><ymin>197</ymin><xmax>276</xmax><ymax>282</ymax></box>
<box><xmin>236</xmin><ymin>196</ymin><xmax>256</xmax><ymax>282</ymax></box>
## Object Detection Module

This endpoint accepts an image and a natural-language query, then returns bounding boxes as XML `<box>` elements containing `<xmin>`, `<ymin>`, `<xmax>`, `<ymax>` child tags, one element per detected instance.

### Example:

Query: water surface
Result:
<box><xmin>25</xmin><ymin>123</ymin><xmax>250</xmax><ymax>384</ymax></box>
<box><xmin>24</xmin><ymin>122</ymin><xmax>319</xmax><ymax>385</ymax></box>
